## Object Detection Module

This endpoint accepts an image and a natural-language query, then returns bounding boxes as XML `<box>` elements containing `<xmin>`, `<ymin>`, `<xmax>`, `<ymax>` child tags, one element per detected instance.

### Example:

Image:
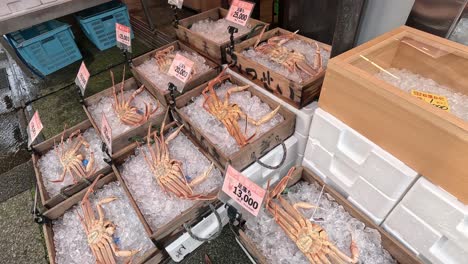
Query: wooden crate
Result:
<box><xmin>112</xmin><ymin>122</ymin><xmax>224</xmax><ymax>248</ymax></box>
<box><xmin>318</xmin><ymin>25</ymin><xmax>468</xmax><ymax>203</ymax></box>
<box><xmin>42</xmin><ymin>172</ymin><xmax>166</xmax><ymax>264</ymax></box>
<box><xmin>83</xmin><ymin>77</ymin><xmax>166</xmax><ymax>158</ymax></box>
<box><xmin>231</xmin><ymin>28</ymin><xmax>331</xmax><ymax>109</ymax></box>
<box><xmin>175</xmin><ymin>8</ymin><xmax>267</xmax><ymax>64</ymax></box>
<box><xmin>174</xmin><ymin>73</ymin><xmax>295</xmax><ymax>171</ymax></box>
<box><xmin>237</xmin><ymin>166</ymin><xmax>422</xmax><ymax>264</ymax></box>
<box><xmin>32</xmin><ymin>119</ymin><xmax>112</xmax><ymax>209</ymax></box>
<box><xmin>131</xmin><ymin>41</ymin><xmax>219</xmax><ymax>107</ymax></box>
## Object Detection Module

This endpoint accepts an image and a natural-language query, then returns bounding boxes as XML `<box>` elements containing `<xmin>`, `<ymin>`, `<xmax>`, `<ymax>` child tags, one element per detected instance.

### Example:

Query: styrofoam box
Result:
<box><xmin>303</xmin><ymin>108</ymin><xmax>419</xmax><ymax>224</ymax></box>
<box><xmin>165</xmin><ymin>135</ymin><xmax>299</xmax><ymax>262</ymax></box>
<box><xmin>227</xmin><ymin>68</ymin><xmax>319</xmax><ymax>137</ymax></box>
<box><xmin>383</xmin><ymin>177</ymin><xmax>468</xmax><ymax>264</ymax></box>
<box><xmin>0</xmin><ymin>0</ymin><xmax>60</xmax><ymax>19</ymax></box>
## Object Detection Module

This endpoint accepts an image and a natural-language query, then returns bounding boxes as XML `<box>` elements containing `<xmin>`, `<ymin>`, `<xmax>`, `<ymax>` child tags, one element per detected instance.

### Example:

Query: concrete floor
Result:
<box><xmin>0</xmin><ymin>3</ymin><xmax>253</xmax><ymax>264</ymax></box>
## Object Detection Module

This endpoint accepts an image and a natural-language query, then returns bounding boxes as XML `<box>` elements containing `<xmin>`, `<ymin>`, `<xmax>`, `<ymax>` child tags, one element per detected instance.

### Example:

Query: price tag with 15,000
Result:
<box><xmin>116</xmin><ymin>23</ymin><xmax>131</xmax><ymax>52</ymax></box>
<box><xmin>101</xmin><ymin>113</ymin><xmax>112</xmax><ymax>154</ymax></box>
<box><xmin>28</xmin><ymin>111</ymin><xmax>43</xmax><ymax>147</ymax></box>
<box><xmin>168</xmin><ymin>53</ymin><xmax>194</xmax><ymax>86</ymax></box>
<box><xmin>221</xmin><ymin>165</ymin><xmax>265</xmax><ymax>217</ymax></box>
<box><xmin>226</xmin><ymin>0</ymin><xmax>255</xmax><ymax>27</ymax></box>
<box><xmin>75</xmin><ymin>61</ymin><xmax>90</xmax><ymax>95</ymax></box>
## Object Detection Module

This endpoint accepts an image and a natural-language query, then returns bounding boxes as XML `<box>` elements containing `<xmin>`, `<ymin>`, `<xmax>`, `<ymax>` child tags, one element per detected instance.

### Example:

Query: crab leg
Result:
<box><xmin>189</xmin><ymin>163</ymin><xmax>214</xmax><ymax>187</ymax></box>
<box><xmin>246</xmin><ymin>105</ymin><xmax>281</xmax><ymax>126</ymax></box>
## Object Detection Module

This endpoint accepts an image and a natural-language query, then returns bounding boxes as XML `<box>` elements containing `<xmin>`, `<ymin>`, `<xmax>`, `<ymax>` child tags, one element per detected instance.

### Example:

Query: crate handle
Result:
<box><xmin>41</xmin><ymin>36</ymin><xmax>55</xmax><ymax>44</ymax></box>
<box><xmin>101</xmin><ymin>15</ymin><xmax>114</xmax><ymax>21</ymax></box>
<box><xmin>183</xmin><ymin>204</ymin><xmax>223</xmax><ymax>242</ymax></box>
<box><xmin>253</xmin><ymin>141</ymin><xmax>287</xmax><ymax>170</ymax></box>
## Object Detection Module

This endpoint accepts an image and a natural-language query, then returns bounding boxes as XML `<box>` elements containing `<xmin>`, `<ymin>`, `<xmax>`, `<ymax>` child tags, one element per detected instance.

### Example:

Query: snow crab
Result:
<box><xmin>265</xmin><ymin>167</ymin><xmax>360</xmax><ymax>263</ymax></box>
<box><xmin>154</xmin><ymin>46</ymin><xmax>197</xmax><ymax>80</ymax></box>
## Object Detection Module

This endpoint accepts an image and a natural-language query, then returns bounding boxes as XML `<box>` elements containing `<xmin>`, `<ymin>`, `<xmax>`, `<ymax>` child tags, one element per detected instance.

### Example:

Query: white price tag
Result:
<box><xmin>168</xmin><ymin>53</ymin><xmax>194</xmax><ymax>85</ymax></box>
<box><xmin>101</xmin><ymin>113</ymin><xmax>112</xmax><ymax>154</ymax></box>
<box><xmin>226</xmin><ymin>0</ymin><xmax>255</xmax><ymax>26</ymax></box>
<box><xmin>28</xmin><ymin>111</ymin><xmax>43</xmax><ymax>147</ymax></box>
<box><xmin>116</xmin><ymin>23</ymin><xmax>131</xmax><ymax>52</ymax></box>
<box><xmin>75</xmin><ymin>61</ymin><xmax>90</xmax><ymax>95</ymax></box>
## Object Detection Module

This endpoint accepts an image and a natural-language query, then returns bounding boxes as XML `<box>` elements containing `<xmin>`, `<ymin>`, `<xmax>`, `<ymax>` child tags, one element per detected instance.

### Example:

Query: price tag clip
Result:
<box><xmin>227</xmin><ymin>26</ymin><xmax>239</xmax><ymax>63</ymax></box>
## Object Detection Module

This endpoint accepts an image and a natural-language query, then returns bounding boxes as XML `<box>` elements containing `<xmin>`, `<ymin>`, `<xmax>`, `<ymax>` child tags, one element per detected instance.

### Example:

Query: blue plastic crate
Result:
<box><xmin>6</xmin><ymin>20</ymin><xmax>82</xmax><ymax>76</ymax></box>
<box><xmin>76</xmin><ymin>1</ymin><xmax>134</xmax><ymax>51</ymax></box>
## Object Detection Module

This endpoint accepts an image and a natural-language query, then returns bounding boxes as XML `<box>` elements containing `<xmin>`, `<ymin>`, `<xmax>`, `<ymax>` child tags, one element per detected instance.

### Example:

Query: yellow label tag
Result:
<box><xmin>411</xmin><ymin>90</ymin><xmax>450</xmax><ymax>112</ymax></box>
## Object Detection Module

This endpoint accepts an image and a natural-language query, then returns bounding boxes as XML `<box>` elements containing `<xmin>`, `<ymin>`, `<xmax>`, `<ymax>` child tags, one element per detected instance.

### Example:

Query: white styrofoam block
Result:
<box><xmin>166</xmin><ymin>206</ymin><xmax>229</xmax><ymax>262</ymax></box>
<box><xmin>303</xmin><ymin>108</ymin><xmax>419</xmax><ymax>224</ymax></box>
<box><xmin>294</xmin><ymin>130</ymin><xmax>308</xmax><ymax>157</ymax></box>
<box><xmin>383</xmin><ymin>178</ymin><xmax>468</xmax><ymax>264</ymax></box>
<box><xmin>227</xmin><ymin>68</ymin><xmax>318</xmax><ymax>137</ymax></box>
<box><xmin>295</xmin><ymin>153</ymin><xmax>304</xmax><ymax>167</ymax></box>
<box><xmin>245</xmin><ymin>135</ymin><xmax>298</xmax><ymax>188</ymax></box>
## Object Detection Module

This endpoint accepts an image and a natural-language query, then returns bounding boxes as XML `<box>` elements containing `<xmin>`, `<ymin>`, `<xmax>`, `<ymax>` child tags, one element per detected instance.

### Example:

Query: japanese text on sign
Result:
<box><xmin>411</xmin><ymin>90</ymin><xmax>450</xmax><ymax>112</ymax></box>
<box><xmin>28</xmin><ymin>111</ymin><xmax>43</xmax><ymax>147</ymax></box>
<box><xmin>221</xmin><ymin>165</ymin><xmax>265</xmax><ymax>216</ymax></box>
<box><xmin>101</xmin><ymin>113</ymin><xmax>112</xmax><ymax>154</ymax></box>
<box><xmin>75</xmin><ymin>61</ymin><xmax>90</xmax><ymax>95</ymax></box>
<box><xmin>168</xmin><ymin>53</ymin><xmax>194</xmax><ymax>85</ymax></box>
<box><xmin>226</xmin><ymin>0</ymin><xmax>255</xmax><ymax>26</ymax></box>
<box><xmin>116</xmin><ymin>23</ymin><xmax>131</xmax><ymax>52</ymax></box>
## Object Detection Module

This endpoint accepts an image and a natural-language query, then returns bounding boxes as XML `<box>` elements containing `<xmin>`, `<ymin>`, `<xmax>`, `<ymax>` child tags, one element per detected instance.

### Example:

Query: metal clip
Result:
<box><xmin>168</xmin><ymin>82</ymin><xmax>178</xmax><ymax>107</ymax></box>
<box><xmin>227</xmin><ymin>26</ymin><xmax>239</xmax><ymax>64</ymax></box>
<box><xmin>101</xmin><ymin>142</ymin><xmax>112</xmax><ymax>166</ymax></box>
<box><xmin>226</xmin><ymin>203</ymin><xmax>245</xmax><ymax>237</ymax></box>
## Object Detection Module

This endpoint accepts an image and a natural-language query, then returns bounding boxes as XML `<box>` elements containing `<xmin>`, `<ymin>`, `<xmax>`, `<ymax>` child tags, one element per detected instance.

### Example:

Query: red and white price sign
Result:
<box><xmin>28</xmin><ymin>111</ymin><xmax>43</xmax><ymax>147</ymax></box>
<box><xmin>101</xmin><ymin>113</ymin><xmax>112</xmax><ymax>154</ymax></box>
<box><xmin>222</xmin><ymin>165</ymin><xmax>265</xmax><ymax>216</ymax></box>
<box><xmin>226</xmin><ymin>0</ymin><xmax>255</xmax><ymax>26</ymax></box>
<box><xmin>75</xmin><ymin>61</ymin><xmax>90</xmax><ymax>95</ymax></box>
<box><xmin>168</xmin><ymin>53</ymin><xmax>194</xmax><ymax>85</ymax></box>
<box><xmin>116</xmin><ymin>23</ymin><xmax>131</xmax><ymax>52</ymax></box>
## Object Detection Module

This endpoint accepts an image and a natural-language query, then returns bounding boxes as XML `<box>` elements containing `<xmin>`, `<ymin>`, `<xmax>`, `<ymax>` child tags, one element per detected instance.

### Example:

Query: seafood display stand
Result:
<box><xmin>83</xmin><ymin>77</ymin><xmax>166</xmax><ymax>157</ymax></box>
<box><xmin>111</xmin><ymin>121</ymin><xmax>225</xmax><ymax>248</ymax></box>
<box><xmin>174</xmin><ymin>7</ymin><xmax>267</xmax><ymax>64</ymax></box>
<box><xmin>131</xmin><ymin>41</ymin><xmax>220</xmax><ymax>107</ymax></box>
<box><xmin>318</xmin><ymin>25</ymin><xmax>468</xmax><ymax>204</ymax></box>
<box><xmin>174</xmin><ymin>71</ymin><xmax>296</xmax><ymax>170</ymax></box>
<box><xmin>32</xmin><ymin>119</ymin><xmax>112</xmax><ymax>209</ymax></box>
<box><xmin>231</xmin><ymin>28</ymin><xmax>332</xmax><ymax>109</ymax></box>
<box><xmin>236</xmin><ymin>167</ymin><xmax>421</xmax><ymax>264</ymax></box>
<box><xmin>41</xmin><ymin>172</ymin><xmax>166</xmax><ymax>264</ymax></box>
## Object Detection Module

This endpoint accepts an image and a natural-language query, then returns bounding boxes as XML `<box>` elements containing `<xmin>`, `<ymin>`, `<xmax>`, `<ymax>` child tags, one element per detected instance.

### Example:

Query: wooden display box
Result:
<box><xmin>175</xmin><ymin>8</ymin><xmax>267</xmax><ymax>64</ymax></box>
<box><xmin>319</xmin><ymin>25</ymin><xmax>468</xmax><ymax>203</ymax></box>
<box><xmin>174</xmin><ymin>73</ymin><xmax>295</xmax><ymax>171</ymax></box>
<box><xmin>237</xmin><ymin>166</ymin><xmax>422</xmax><ymax>264</ymax></box>
<box><xmin>83</xmin><ymin>77</ymin><xmax>166</xmax><ymax>158</ymax></box>
<box><xmin>131</xmin><ymin>41</ymin><xmax>219</xmax><ymax>107</ymax></box>
<box><xmin>42</xmin><ymin>172</ymin><xmax>166</xmax><ymax>264</ymax></box>
<box><xmin>32</xmin><ymin>119</ymin><xmax>112</xmax><ymax>209</ymax></box>
<box><xmin>231</xmin><ymin>28</ymin><xmax>331</xmax><ymax>109</ymax></box>
<box><xmin>112</xmin><ymin>122</ymin><xmax>224</xmax><ymax>248</ymax></box>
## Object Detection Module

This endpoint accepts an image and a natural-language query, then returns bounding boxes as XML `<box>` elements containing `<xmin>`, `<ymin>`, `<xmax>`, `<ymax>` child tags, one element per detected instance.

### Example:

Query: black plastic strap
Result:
<box><xmin>252</xmin><ymin>141</ymin><xmax>287</xmax><ymax>170</ymax></box>
<box><xmin>32</xmin><ymin>184</ymin><xmax>51</xmax><ymax>224</ymax></box>
<box><xmin>183</xmin><ymin>204</ymin><xmax>223</xmax><ymax>242</ymax></box>
<box><xmin>171</xmin><ymin>5</ymin><xmax>179</xmax><ymax>28</ymax></box>
<box><xmin>245</xmin><ymin>23</ymin><xmax>266</xmax><ymax>39</ymax></box>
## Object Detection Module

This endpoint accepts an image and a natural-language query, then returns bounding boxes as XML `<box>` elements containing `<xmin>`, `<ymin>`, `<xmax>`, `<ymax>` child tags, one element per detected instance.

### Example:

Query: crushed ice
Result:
<box><xmin>242</xmin><ymin>39</ymin><xmax>330</xmax><ymax>83</ymax></box>
<box><xmin>181</xmin><ymin>81</ymin><xmax>284</xmax><ymax>155</ymax></box>
<box><xmin>190</xmin><ymin>18</ymin><xmax>251</xmax><ymax>44</ymax></box>
<box><xmin>375</xmin><ymin>68</ymin><xmax>468</xmax><ymax>121</ymax></box>
<box><xmin>52</xmin><ymin>181</ymin><xmax>155</xmax><ymax>264</ymax></box>
<box><xmin>136</xmin><ymin>50</ymin><xmax>213</xmax><ymax>91</ymax></box>
<box><xmin>119</xmin><ymin>131</ymin><xmax>223</xmax><ymax>229</ymax></box>
<box><xmin>38</xmin><ymin>128</ymin><xmax>108</xmax><ymax>197</ymax></box>
<box><xmin>246</xmin><ymin>181</ymin><xmax>396</xmax><ymax>264</ymax></box>
<box><xmin>88</xmin><ymin>89</ymin><xmax>165</xmax><ymax>137</ymax></box>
